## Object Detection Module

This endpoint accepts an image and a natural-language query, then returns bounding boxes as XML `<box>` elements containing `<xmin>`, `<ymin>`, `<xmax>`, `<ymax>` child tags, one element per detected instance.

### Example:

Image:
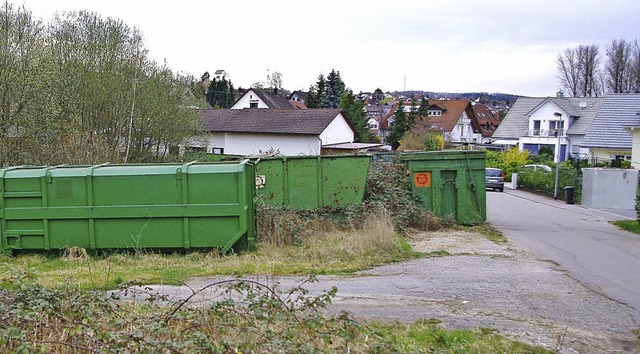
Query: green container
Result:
<box><xmin>403</xmin><ymin>150</ymin><xmax>486</xmax><ymax>225</ymax></box>
<box><xmin>0</xmin><ymin>161</ymin><xmax>256</xmax><ymax>255</ymax></box>
<box><xmin>255</xmin><ymin>155</ymin><xmax>370</xmax><ymax>209</ymax></box>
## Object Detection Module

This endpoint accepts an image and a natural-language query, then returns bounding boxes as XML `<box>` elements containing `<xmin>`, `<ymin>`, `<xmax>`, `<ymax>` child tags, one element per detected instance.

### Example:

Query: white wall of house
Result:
<box><xmin>450</xmin><ymin>112</ymin><xmax>475</xmax><ymax>143</ymax></box>
<box><xmin>198</xmin><ymin>133</ymin><xmax>321</xmax><ymax>156</ymax></box>
<box><xmin>527</xmin><ymin>103</ymin><xmax>570</xmax><ymax>137</ymax></box>
<box><xmin>231</xmin><ymin>89</ymin><xmax>269</xmax><ymax>109</ymax></box>
<box><xmin>319</xmin><ymin>114</ymin><xmax>354</xmax><ymax>145</ymax></box>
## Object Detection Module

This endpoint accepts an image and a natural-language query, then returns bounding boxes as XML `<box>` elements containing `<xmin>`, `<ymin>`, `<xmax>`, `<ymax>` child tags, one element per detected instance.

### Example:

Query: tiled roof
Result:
<box><xmin>252</xmin><ymin>89</ymin><xmax>295</xmax><ymax>109</ymax></box>
<box><xmin>493</xmin><ymin>95</ymin><xmax>640</xmax><ymax>149</ymax></box>
<box><xmin>493</xmin><ymin>97</ymin><xmax>604</xmax><ymax>139</ymax></box>
<box><xmin>289</xmin><ymin>101</ymin><xmax>307</xmax><ymax>110</ymax></box>
<box><xmin>203</xmin><ymin>108</ymin><xmax>346</xmax><ymax>135</ymax></box>
<box><xmin>419</xmin><ymin>100</ymin><xmax>472</xmax><ymax>132</ymax></box>
<box><xmin>471</xmin><ymin>103</ymin><xmax>500</xmax><ymax>137</ymax></box>
<box><xmin>582</xmin><ymin>94</ymin><xmax>640</xmax><ymax>149</ymax></box>
<box><xmin>564</xmin><ymin>97</ymin><xmax>603</xmax><ymax>135</ymax></box>
<box><xmin>492</xmin><ymin>97</ymin><xmax>544</xmax><ymax>139</ymax></box>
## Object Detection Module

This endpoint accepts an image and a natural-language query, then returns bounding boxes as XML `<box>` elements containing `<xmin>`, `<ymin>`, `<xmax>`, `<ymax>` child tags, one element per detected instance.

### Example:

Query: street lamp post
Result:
<box><xmin>553</xmin><ymin>112</ymin><xmax>562</xmax><ymax>200</ymax></box>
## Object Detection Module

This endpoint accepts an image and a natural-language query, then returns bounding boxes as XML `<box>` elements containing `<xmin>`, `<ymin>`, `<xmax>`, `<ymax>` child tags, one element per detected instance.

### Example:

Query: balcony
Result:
<box><xmin>529</xmin><ymin>129</ymin><xmax>563</xmax><ymax>137</ymax></box>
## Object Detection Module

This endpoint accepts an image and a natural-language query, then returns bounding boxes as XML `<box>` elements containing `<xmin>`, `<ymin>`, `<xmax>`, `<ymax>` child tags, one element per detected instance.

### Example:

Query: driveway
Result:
<box><xmin>117</xmin><ymin>227</ymin><xmax>639</xmax><ymax>353</ymax></box>
<box><xmin>488</xmin><ymin>188</ymin><xmax>640</xmax><ymax>324</ymax></box>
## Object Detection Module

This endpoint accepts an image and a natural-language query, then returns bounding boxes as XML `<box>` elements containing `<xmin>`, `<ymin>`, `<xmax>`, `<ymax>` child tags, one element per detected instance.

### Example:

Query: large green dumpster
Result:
<box><xmin>255</xmin><ymin>155</ymin><xmax>370</xmax><ymax>209</ymax></box>
<box><xmin>0</xmin><ymin>161</ymin><xmax>255</xmax><ymax>255</ymax></box>
<box><xmin>403</xmin><ymin>150</ymin><xmax>486</xmax><ymax>225</ymax></box>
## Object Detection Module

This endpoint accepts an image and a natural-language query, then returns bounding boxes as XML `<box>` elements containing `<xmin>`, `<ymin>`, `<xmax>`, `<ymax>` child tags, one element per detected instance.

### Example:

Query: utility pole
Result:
<box><xmin>553</xmin><ymin>112</ymin><xmax>562</xmax><ymax>200</ymax></box>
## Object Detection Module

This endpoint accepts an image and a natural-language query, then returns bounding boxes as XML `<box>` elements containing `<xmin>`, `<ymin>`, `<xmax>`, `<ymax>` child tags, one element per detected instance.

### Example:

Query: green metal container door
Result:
<box><xmin>255</xmin><ymin>155</ymin><xmax>370</xmax><ymax>209</ymax></box>
<box><xmin>404</xmin><ymin>151</ymin><xmax>486</xmax><ymax>225</ymax></box>
<box><xmin>0</xmin><ymin>161</ymin><xmax>255</xmax><ymax>255</ymax></box>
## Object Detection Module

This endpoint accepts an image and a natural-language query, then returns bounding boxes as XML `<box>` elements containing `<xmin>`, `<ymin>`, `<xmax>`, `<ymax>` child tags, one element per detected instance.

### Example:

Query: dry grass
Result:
<box><xmin>0</xmin><ymin>211</ymin><xmax>418</xmax><ymax>289</ymax></box>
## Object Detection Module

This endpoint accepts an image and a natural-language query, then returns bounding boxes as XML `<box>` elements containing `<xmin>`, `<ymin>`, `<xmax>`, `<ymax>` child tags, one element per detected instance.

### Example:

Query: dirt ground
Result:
<box><xmin>118</xmin><ymin>230</ymin><xmax>639</xmax><ymax>353</ymax></box>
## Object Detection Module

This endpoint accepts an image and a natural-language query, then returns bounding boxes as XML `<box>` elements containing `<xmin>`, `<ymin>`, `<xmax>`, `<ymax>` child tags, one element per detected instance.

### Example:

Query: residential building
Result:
<box><xmin>231</xmin><ymin>88</ymin><xmax>295</xmax><ymax>109</ymax></box>
<box><xmin>214</xmin><ymin>69</ymin><xmax>228</xmax><ymax>81</ymax></box>
<box><xmin>412</xmin><ymin>100</ymin><xmax>486</xmax><ymax>144</ymax></box>
<box><xmin>492</xmin><ymin>93</ymin><xmax>640</xmax><ymax>164</ymax></box>
<box><xmin>193</xmin><ymin>108</ymin><xmax>355</xmax><ymax>156</ymax></box>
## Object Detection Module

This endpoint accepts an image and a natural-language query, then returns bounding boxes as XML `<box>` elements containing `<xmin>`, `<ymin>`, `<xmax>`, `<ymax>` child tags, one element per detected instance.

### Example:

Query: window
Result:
<box><xmin>549</xmin><ymin>120</ymin><xmax>564</xmax><ymax>136</ymax></box>
<box><xmin>249</xmin><ymin>101</ymin><xmax>258</xmax><ymax>108</ymax></box>
<box><xmin>212</xmin><ymin>147</ymin><xmax>224</xmax><ymax>155</ymax></box>
<box><xmin>532</xmin><ymin>120</ymin><xmax>541</xmax><ymax>136</ymax></box>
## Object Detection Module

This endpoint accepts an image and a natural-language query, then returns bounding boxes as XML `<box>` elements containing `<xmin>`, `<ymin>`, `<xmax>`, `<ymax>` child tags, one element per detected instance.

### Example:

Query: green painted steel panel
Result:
<box><xmin>403</xmin><ymin>150</ymin><xmax>486</xmax><ymax>225</ymax></box>
<box><xmin>0</xmin><ymin>161</ymin><xmax>256</xmax><ymax>255</ymax></box>
<box><xmin>255</xmin><ymin>155</ymin><xmax>370</xmax><ymax>209</ymax></box>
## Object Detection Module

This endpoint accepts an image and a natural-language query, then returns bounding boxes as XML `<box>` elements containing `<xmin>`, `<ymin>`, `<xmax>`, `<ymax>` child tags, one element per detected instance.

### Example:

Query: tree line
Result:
<box><xmin>0</xmin><ymin>2</ymin><xmax>201</xmax><ymax>167</ymax></box>
<box><xmin>306</xmin><ymin>69</ymin><xmax>373</xmax><ymax>143</ymax></box>
<box><xmin>557</xmin><ymin>39</ymin><xmax>640</xmax><ymax>97</ymax></box>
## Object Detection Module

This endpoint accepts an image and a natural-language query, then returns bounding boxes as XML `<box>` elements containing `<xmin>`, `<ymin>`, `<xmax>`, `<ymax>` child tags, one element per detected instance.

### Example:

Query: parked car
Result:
<box><xmin>521</xmin><ymin>164</ymin><xmax>553</xmax><ymax>172</ymax></box>
<box><xmin>485</xmin><ymin>168</ymin><xmax>504</xmax><ymax>192</ymax></box>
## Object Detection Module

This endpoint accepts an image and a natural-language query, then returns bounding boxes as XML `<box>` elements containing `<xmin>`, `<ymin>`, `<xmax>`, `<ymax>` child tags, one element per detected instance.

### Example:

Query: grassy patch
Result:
<box><xmin>0</xmin><ymin>211</ymin><xmax>421</xmax><ymax>290</ymax></box>
<box><xmin>372</xmin><ymin>319</ymin><xmax>552</xmax><ymax>353</ymax></box>
<box><xmin>0</xmin><ymin>272</ymin><xmax>553</xmax><ymax>353</ymax></box>
<box><xmin>451</xmin><ymin>223</ymin><xmax>509</xmax><ymax>244</ymax></box>
<box><xmin>610</xmin><ymin>220</ymin><xmax>640</xmax><ymax>234</ymax></box>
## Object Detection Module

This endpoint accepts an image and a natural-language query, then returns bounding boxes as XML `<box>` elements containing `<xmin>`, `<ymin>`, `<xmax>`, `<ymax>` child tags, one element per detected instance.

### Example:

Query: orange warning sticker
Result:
<box><xmin>414</xmin><ymin>172</ymin><xmax>431</xmax><ymax>188</ymax></box>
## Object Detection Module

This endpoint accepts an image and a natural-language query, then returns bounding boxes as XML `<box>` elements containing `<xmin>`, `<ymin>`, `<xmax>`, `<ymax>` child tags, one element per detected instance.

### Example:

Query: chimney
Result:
<box><xmin>273</xmin><ymin>88</ymin><xmax>278</xmax><ymax>95</ymax></box>
<box><xmin>556</xmin><ymin>91</ymin><xmax>564</xmax><ymax>98</ymax></box>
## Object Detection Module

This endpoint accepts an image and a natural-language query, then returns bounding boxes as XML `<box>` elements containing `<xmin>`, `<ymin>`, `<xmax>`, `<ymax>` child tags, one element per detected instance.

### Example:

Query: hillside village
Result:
<box><xmin>193</xmin><ymin>70</ymin><xmax>640</xmax><ymax>169</ymax></box>
<box><xmin>192</xmin><ymin>70</ymin><xmax>510</xmax><ymax>156</ymax></box>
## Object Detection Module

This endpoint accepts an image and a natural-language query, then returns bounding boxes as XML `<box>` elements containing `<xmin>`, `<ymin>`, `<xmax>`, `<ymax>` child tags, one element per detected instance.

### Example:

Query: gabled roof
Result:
<box><xmin>420</xmin><ymin>100</ymin><xmax>472</xmax><ymax>132</ymax></box>
<box><xmin>582</xmin><ymin>94</ymin><xmax>640</xmax><ymax>149</ymax></box>
<box><xmin>472</xmin><ymin>103</ymin><xmax>500</xmax><ymax>137</ymax></box>
<box><xmin>493</xmin><ymin>96</ymin><xmax>605</xmax><ymax>139</ymax></box>
<box><xmin>234</xmin><ymin>88</ymin><xmax>295</xmax><ymax>109</ymax></box>
<box><xmin>526</xmin><ymin>97</ymin><xmax>579</xmax><ymax>117</ymax></box>
<box><xmin>203</xmin><ymin>108</ymin><xmax>351</xmax><ymax>136</ymax></box>
<box><xmin>564</xmin><ymin>97</ymin><xmax>603</xmax><ymax>135</ymax></box>
<box><xmin>492</xmin><ymin>97</ymin><xmax>538</xmax><ymax>138</ymax></box>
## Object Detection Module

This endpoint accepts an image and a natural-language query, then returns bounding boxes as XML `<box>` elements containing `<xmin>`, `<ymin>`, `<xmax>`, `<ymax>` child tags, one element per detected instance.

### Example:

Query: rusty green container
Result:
<box><xmin>0</xmin><ymin>161</ymin><xmax>255</xmax><ymax>255</ymax></box>
<box><xmin>403</xmin><ymin>150</ymin><xmax>486</xmax><ymax>225</ymax></box>
<box><xmin>255</xmin><ymin>155</ymin><xmax>370</xmax><ymax>209</ymax></box>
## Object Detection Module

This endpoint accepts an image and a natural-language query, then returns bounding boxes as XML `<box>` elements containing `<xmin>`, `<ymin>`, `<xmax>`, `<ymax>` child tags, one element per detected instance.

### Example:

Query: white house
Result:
<box><xmin>493</xmin><ymin>94</ymin><xmax>640</xmax><ymax>165</ymax></box>
<box><xmin>192</xmin><ymin>108</ymin><xmax>355</xmax><ymax>156</ymax></box>
<box><xmin>231</xmin><ymin>88</ymin><xmax>295</xmax><ymax>110</ymax></box>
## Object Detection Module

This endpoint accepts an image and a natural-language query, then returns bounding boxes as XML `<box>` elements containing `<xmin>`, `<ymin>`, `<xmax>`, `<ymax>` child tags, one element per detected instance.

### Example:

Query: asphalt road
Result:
<box><xmin>487</xmin><ymin>188</ymin><xmax>640</xmax><ymax>323</ymax></box>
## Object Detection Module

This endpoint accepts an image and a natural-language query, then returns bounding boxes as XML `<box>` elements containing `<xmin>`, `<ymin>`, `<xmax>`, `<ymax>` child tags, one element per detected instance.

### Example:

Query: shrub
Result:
<box><xmin>365</xmin><ymin>161</ymin><xmax>441</xmax><ymax>232</ymax></box>
<box><xmin>518</xmin><ymin>161</ymin><xmax>581</xmax><ymax>202</ymax></box>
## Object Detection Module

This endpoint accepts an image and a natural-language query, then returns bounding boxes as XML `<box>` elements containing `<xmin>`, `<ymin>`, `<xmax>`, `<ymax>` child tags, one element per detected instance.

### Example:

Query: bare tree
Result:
<box><xmin>630</xmin><ymin>40</ymin><xmax>640</xmax><ymax>93</ymax></box>
<box><xmin>557</xmin><ymin>44</ymin><xmax>601</xmax><ymax>97</ymax></box>
<box><xmin>578</xmin><ymin>44</ymin><xmax>601</xmax><ymax>97</ymax></box>
<box><xmin>557</xmin><ymin>48</ymin><xmax>581</xmax><ymax>97</ymax></box>
<box><xmin>605</xmin><ymin>39</ymin><xmax>633</xmax><ymax>93</ymax></box>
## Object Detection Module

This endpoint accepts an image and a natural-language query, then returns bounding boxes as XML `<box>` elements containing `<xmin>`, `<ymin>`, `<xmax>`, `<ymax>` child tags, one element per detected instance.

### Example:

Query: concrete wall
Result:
<box><xmin>581</xmin><ymin>168</ymin><xmax>638</xmax><ymax>210</ymax></box>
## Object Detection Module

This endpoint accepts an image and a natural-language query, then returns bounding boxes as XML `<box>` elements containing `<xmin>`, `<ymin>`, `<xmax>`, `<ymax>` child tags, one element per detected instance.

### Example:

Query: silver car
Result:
<box><xmin>485</xmin><ymin>168</ymin><xmax>504</xmax><ymax>192</ymax></box>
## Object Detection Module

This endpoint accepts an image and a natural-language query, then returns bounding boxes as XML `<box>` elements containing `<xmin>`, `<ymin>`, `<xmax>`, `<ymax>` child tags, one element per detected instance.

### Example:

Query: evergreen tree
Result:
<box><xmin>339</xmin><ymin>89</ymin><xmax>373</xmax><ymax>142</ymax></box>
<box><xmin>321</xmin><ymin>69</ymin><xmax>345</xmax><ymax>108</ymax></box>
<box><xmin>306</xmin><ymin>74</ymin><xmax>325</xmax><ymax>108</ymax></box>
<box><xmin>206</xmin><ymin>78</ymin><xmax>235</xmax><ymax>108</ymax></box>
<box><xmin>408</xmin><ymin>97</ymin><xmax>418</xmax><ymax>127</ymax></box>
<box><xmin>387</xmin><ymin>103</ymin><xmax>409</xmax><ymax>150</ymax></box>
<box><xmin>417</xmin><ymin>96</ymin><xmax>430</xmax><ymax>117</ymax></box>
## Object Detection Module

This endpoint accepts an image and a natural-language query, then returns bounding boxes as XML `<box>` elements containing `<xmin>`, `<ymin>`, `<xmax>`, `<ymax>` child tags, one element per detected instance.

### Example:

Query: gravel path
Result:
<box><xmin>116</xmin><ymin>231</ymin><xmax>639</xmax><ymax>353</ymax></box>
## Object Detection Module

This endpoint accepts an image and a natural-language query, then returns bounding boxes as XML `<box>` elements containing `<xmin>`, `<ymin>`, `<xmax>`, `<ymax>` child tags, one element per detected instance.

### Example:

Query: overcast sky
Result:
<box><xmin>16</xmin><ymin>0</ymin><xmax>640</xmax><ymax>97</ymax></box>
